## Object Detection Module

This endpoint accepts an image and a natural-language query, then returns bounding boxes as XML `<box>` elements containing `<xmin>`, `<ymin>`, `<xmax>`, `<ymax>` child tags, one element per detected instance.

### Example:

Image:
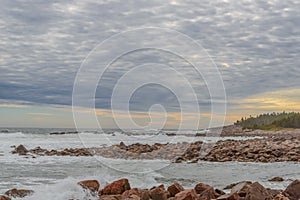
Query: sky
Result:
<box><xmin>0</xmin><ymin>0</ymin><xmax>299</xmax><ymax>128</ymax></box>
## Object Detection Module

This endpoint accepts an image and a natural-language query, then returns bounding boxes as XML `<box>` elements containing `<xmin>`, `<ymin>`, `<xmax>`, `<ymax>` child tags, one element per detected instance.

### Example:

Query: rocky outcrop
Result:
<box><xmin>168</xmin><ymin>183</ymin><xmax>185</xmax><ymax>197</ymax></box>
<box><xmin>268</xmin><ymin>177</ymin><xmax>284</xmax><ymax>182</ymax></box>
<box><xmin>174</xmin><ymin>189</ymin><xmax>199</xmax><ymax>200</ymax></box>
<box><xmin>4</xmin><ymin>188</ymin><xmax>33</xmax><ymax>198</ymax></box>
<box><xmin>282</xmin><ymin>180</ymin><xmax>300</xmax><ymax>200</ymax></box>
<box><xmin>78</xmin><ymin>179</ymin><xmax>100</xmax><ymax>194</ymax></box>
<box><xmin>11</xmin><ymin>145</ymin><xmax>28</xmax><ymax>155</ymax></box>
<box><xmin>99</xmin><ymin>178</ymin><xmax>131</xmax><ymax>196</ymax></box>
<box><xmin>0</xmin><ymin>196</ymin><xmax>11</xmax><ymax>200</ymax></box>
<box><xmin>149</xmin><ymin>185</ymin><xmax>168</xmax><ymax>200</ymax></box>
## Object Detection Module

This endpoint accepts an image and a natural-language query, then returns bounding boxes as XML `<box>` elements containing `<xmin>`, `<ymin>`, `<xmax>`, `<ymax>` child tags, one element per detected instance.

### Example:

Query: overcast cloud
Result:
<box><xmin>0</xmin><ymin>0</ymin><xmax>299</xmax><ymax>115</ymax></box>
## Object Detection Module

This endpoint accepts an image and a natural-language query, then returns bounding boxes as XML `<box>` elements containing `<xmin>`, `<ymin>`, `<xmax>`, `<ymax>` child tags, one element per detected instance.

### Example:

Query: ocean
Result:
<box><xmin>0</xmin><ymin>128</ymin><xmax>299</xmax><ymax>199</ymax></box>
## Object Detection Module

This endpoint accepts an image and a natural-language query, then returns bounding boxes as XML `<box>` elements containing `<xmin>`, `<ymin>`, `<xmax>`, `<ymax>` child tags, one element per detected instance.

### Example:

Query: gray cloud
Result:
<box><xmin>0</xmin><ymin>0</ymin><xmax>299</xmax><ymax>114</ymax></box>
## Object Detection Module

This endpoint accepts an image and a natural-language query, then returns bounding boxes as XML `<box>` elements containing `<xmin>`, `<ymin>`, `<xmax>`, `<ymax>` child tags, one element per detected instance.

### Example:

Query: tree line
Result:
<box><xmin>235</xmin><ymin>112</ymin><xmax>300</xmax><ymax>130</ymax></box>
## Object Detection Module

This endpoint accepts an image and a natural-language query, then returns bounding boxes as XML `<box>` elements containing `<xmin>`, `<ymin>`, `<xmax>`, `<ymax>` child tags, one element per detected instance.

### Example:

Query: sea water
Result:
<box><xmin>0</xmin><ymin>128</ymin><xmax>299</xmax><ymax>200</ymax></box>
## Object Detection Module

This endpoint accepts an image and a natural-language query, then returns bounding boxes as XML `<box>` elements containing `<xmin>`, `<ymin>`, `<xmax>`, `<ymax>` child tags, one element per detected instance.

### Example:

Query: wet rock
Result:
<box><xmin>78</xmin><ymin>179</ymin><xmax>100</xmax><ymax>193</ymax></box>
<box><xmin>99</xmin><ymin>195</ymin><xmax>123</xmax><ymax>200</ymax></box>
<box><xmin>122</xmin><ymin>188</ymin><xmax>140</xmax><ymax>198</ymax></box>
<box><xmin>167</xmin><ymin>183</ymin><xmax>184</xmax><ymax>197</ymax></box>
<box><xmin>198</xmin><ymin>187</ymin><xmax>216</xmax><ymax>200</ymax></box>
<box><xmin>194</xmin><ymin>183</ymin><xmax>212</xmax><ymax>194</ymax></box>
<box><xmin>5</xmin><ymin>188</ymin><xmax>33</xmax><ymax>198</ymax></box>
<box><xmin>12</xmin><ymin>145</ymin><xmax>28</xmax><ymax>155</ymax></box>
<box><xmin>149</xmin><ymin>185</ymin><xmax>168</xmax><ymax>200</ymax></box>
<box><xmin>283</xmin><ymin>180</ymin><xmax>300</xmax><ymax>200</ymax></box>
<box><xmin>174</xmin><ymin>189</ymin><xmax>199</xmax><ymax>200</ymax></box>
<box><xmin>99</xmin><ymin>179</ymin><xmax>131</xmax><ymax>195</ymax></box>
<box><xmin>244</xmin><ymin>182</ymin><xmax>272</xmax><ymax>200</ymax></box>
<box><xmin>140</xmin><ymin>190</ymin><xmax>150</xmax><ymax>200</ymax></box>
<box><xmin>216</xmin><ymin>192</ymin><xmax>238</xmax><ymax>200</ymax></box>
<box><xmin>268</xmin><ymin>177</ymin><xmax>284</xmax><ymax>182</ymax></box>
<box><xmin>0</xmin><ymin>196</ymin><xmax>11</xmax><ymax>200</ymax></box>
<box><xmin>230</xmin><ymin>181</ymin><xmax>252</xmax><ymax>197</ymax></box>
<box><xmin>125</xmin><ymin>194</ymin><xmax>140</xmax><ymax>200</ymax></box>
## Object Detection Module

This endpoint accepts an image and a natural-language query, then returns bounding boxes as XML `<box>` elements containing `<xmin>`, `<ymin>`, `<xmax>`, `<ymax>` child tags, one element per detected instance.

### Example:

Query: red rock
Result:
<box><xmin>217</xmin><ymin>192</ymin><xmax>238</xmax><ymax>200</ymax></box>
<box><xmin>244</xmin><ymin>182</ymin><xmax>271</xmax><ymax>200</ymax></box>
<box><xmin>125</xmin><ymin>194</ymin><xmax>140</xmax><ymax>200</ymax></box>
<box><xmin>99</xmin><ymin>194</ymin><xmax>123</xmax><ymax>200</ymax></box>
<box><xmin>194</xmin><ymin>183</ymin><xmax>212</xmax><ymax>194</ymax></box>
<box><xmin>78</xmin><ymin>180</ymin><xmax>100</xmax><ymax>192</ymax></box>
<box><xmin>283</xmin><ymin>180</ymin><xmax>300</xmax><ymax>200</ymax></box>
<box><xmin>168</xmin><ymin>183</ymin><xmax>185</xmax><ymax>197</ymax></box>
<box><xmin>149</xmin><ymin>185</ymin><xmax>168</xmax><ymax>200</ymax></box>
<box><xmin>174</xmin><ymin>189</ymin><xmax>199</xmax><ymax>200</ymax></box>
<box><xmin>99</xmin><ymin>179</ymin><xmax>131</xmax><ymax>195</ymax></box>
<box><xmin>5</xmin><ymin>188</ymin><xmax>33</xmax><ymax>198</ymax></box>
<box><xmin>0</xmin><ymin>196</ymin><xmax>11</xmax><ymax>200</ymax></box>
<box><xmin>140</xmin><ymin>189</ymin><xmax>150</xmax><ymax>200</ymax></box>
<box><xmin>268</xmin><ymin>177</ymin><xmax>284</xmax><ymax>182</ymax></box>
<box><xmin>198</xmin><ymin>187</ymin><xmax>216</xmax><ymax>200</ymax></box>
<box><xmin>231</xmin><ymin>182</ymin><xmax>252</xmax><ymax>197</ymax></box>
<box><xmin>122</xmin><ymin>188</ymin><xmax>140</xmax><ymax>198</ymax></box>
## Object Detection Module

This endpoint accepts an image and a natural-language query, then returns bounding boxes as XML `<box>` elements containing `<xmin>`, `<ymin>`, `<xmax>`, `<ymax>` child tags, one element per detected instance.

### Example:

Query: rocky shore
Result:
<box><xmin>12</xmin><ymin>132</ymin><xmax>300</xmax><ymax>163</ymax></box>
<box><xmin>0</xmin><ymin>178</ymin><xmax>299</xmax><ymax>200</ymax></box>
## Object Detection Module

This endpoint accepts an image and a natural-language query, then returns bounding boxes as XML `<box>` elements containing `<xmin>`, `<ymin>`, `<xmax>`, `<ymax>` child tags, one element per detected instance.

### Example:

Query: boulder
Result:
<box><xmin>174</xmin><ymin>189</ymin><xmax>199</xmax><ymax>200</ymax></box>
<box><xmin>99</xmin><ymin>179</ymin><xmax>131</xmax><ymax>195</ymax></box>
<box><xmin>122</xmin><ymin>188</ymin><xmax>140</xmax><ymax>198</ymax></box>
<box><xmin>217</xmin><ymin>192</ymin><xmax>238</xmax><ymax>200</ymax></box>
<box><xmin>230</xmin><ymin>181</ymin><xmax>252</xmax><ymax>197</ymax></box>
<box><xmin>168</xmin><ymin>183</ymin><xmax>185</xmax><ymax>197</ymax></box>
<box><xmin>140</xmin><ymin>189</ymin><xmax>150</xmax><ymax>200</ymax></box>
<box><xmin>5</xmin><ymin>188</ymin><xmax>33</xmax><ymax>198</ymax></box>
<box><xmin>12</xmin><ymin>145</ymin><xmax>28</xmax><ymax>155</ymax></box>
<box><xmin>268</xmin><ymin>177</ymin><xmax>284</xmax><ymax>182</ymax></box>
<box><xmin>0</xmin><ymin>196</ymin><xmax>11</xmax><ymax>200</ymax></box>
<box><xmin>194</xmin><ymin>183</ymin><xmax>212</xmax><ymax>194</ymax></box>
<box><xmin>149</xmin><ymin>185</ymin><xmax>168</xmax><ymax>200</ymax></box>
<box><xmin>244</xmin><ymin>182</ymin><xmax>272</xmax><ymax>200</ymax></box>
<box><xmin>283</xmin><ymin>180</ymin><xmax>300</xmax><ymax>200</ymax></box>
<box><xmin>198</xmin><ymin>187</ymin><xmax>216</xmax><ymax>200</ymax></box>
<box><xmin>124</xmin><ymin>194</ymin><xmax>140</xmax><ymax>200</ymax></box>
<box><xmin>99</xmin><ymin>195</ymin><xmax>123</xmax><ymax>200</ymax></box>
<box><xmin>78</xmin><ymin>180</ymin><xmax>100</xmax><ymax>192</ymax></box>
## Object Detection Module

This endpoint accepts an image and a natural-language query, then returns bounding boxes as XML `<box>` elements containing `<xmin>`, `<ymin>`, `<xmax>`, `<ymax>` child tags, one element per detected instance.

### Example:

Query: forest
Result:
<box><xmin>235</xmin><ymin>112</ymin><xmax>300</xmax><ymax>130</ymax></box>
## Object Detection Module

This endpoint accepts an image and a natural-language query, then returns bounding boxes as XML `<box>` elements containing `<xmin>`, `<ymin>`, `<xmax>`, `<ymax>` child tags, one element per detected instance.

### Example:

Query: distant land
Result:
<box><xmin>234</xmin><ymin>112</ymin><xmax>300</xmax><ymax>130</ymax></box>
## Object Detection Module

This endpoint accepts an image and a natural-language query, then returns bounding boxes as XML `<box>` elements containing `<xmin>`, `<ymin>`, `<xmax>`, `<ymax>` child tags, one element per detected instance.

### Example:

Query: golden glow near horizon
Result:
<box><xmin>1</xmin><ymin>88</ymin><xmax>300</xmax><ymax>128</ymax></box>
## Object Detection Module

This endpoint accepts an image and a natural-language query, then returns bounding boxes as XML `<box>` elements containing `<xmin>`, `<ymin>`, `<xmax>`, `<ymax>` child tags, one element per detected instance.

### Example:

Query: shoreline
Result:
<box><xmin>11</xmin><ymin>130</ymin><xmax>300</xmax><ymax>163</ymax></box>
<box><xmin>0</xmin><ymin>178</ymin><xmax>299</xmax><ymax>200</ymax></box>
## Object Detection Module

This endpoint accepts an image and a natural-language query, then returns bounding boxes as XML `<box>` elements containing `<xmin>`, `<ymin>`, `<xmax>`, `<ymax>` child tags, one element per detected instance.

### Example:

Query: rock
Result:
<box><xmin>0</xmin><ymin>196</ymin><xmax>11</xmax><ymax>200</ymax></box>
<box><xmin>168</xmin><ymin>183</ymin><xmax>185</xmax><ymax>197</ymax></box>
<box><xmin>194</xmin><ymin>183</ymin><xmax>212</xmax><ymax>194</ymax></box>
<box><xmin>217</xmin><ymin>192</ymin><xmax>238</xmax><ymax>200</ymax></box>
<box><xmin>5</xmin><ymin>188</ymin><xmax>33</xmax><ymax>198</ymax></box>
<box><xmin>268</xmin><ymin>177</ymin><xmax>284</xmax><ymax>182</ymax></box>
<box><xmin>230</xmin><ymin>181</ymin><xmax>252</xmax><ymax>197</ymax></box>
<box><xmin>244</xmin><ymin>182</ymin><xmax>272</xmax><ymax>200</ymax></box>
<box><xmin>122</xmin><ymin>188</ymin><xmax>140</xmax><ymax>198</ymax></box>
<box><xmin>174</xmin><ymin>189</ymin><xmax>199</xmax><ymax>200</ymax></box>
<box><xmin>100</xmin><ymin>179</ymin><xmax>131</xmax><ymax>195</ymax></box>
<box><xmin>274</xmin><ymin>193</ymin><xmax>290</xmax><ymax>200</ymax></box>
<box><xmin>99</xmin><ymin>195</ymin><xmax>123</xmax><ymax>200</ymax></box>
<box><xmin>125</xmin><ymin>194</ymin><xmax>140</xmax><ymax>200</ymax></box>
<box><xmin>12</xmin><ymin>145</ymin><xmax>28</xmax><ymax>155</ymax></box>
<box><xmin>149</xmin><ymin>185</ymin><xmax>168</xmax><ymax>200</ymax></box>
<box><xmin>78</xmin><ymin>179</ymin><xmax>100</xmax><ymax>193</ymax></box>
<box><xmin>140</xmin><ymin>189</ymin><xmax>150</xmax><ymax>200</ymax></box>
<box><xmin>198</xmin><ymin>187</ymin><xmax>216</xmax><ymax>200</ymax></box>
<box><xmin>215</xmin><ymin>189</ymin><xmax>226</xmax><ymax>196</ymax></box>
<box><xmin>283</xmin><ymin>180</ymin><xmax>300</xmax><ymax>200</ymax></box>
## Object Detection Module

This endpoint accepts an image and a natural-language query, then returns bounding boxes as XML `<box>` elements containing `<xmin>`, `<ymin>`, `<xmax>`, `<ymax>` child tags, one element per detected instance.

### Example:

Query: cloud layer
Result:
<box><xmin>0</xmin><ymin>0</ymin><xmax>299</xmax><ymax>124</ymax></box>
